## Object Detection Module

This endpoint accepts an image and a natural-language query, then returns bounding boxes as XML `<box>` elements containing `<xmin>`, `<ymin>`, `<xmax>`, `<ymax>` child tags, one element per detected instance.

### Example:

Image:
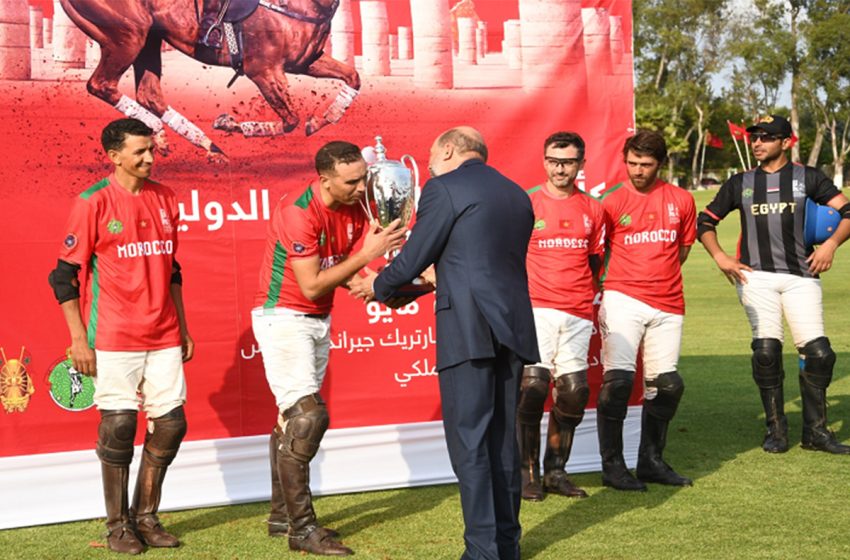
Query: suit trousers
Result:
<box><xmin>439</xmin><ymin>344</ymin><xmax>523</xmax><ymax>560</ymax></box>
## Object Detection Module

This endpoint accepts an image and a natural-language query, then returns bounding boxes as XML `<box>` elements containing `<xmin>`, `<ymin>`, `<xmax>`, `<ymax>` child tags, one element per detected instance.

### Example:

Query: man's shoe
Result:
<box><xmin>636</xmin><ymin>457</ymin><xmax>692</xmax><ymax>486</ymax></box>
<box><xmin>135</xmin><ymin>513</ymin><xmax>179</xmax><ymax>547</ymax></box>
<box><xmin>289</xmin><ymin>526</ymin><xmax>353</xmax><ymax>556</ymax></box>
<box><xmin>543</xmin><ymin>470</ymin><xmax>588</xmax><ymax>498</ymax></box>
<box><xmin>801</xmin><ymin>429</ymin><xmax>850</xmax><ymax>455</ymax></box>
<box><xmin>105</xmin><ymin>522</ymin><xmax>145</xmax><ymax>555</ymax></box>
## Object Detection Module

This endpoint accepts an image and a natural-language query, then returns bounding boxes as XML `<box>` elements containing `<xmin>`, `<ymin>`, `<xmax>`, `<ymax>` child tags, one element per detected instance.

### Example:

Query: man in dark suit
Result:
<box><xmin>352</xmin><ymin>127</ymin><xmax>539</xmax><ymax>560</ymax></box>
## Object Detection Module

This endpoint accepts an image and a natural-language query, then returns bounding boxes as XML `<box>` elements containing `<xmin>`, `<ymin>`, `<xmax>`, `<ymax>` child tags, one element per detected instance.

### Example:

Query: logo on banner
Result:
<box><xmin>0</xmin><ymin>346</ymin><xmax>35</xmax><ymax>413</ymax></box>
<box><xmin>107</xmin><ymin>219</ymin><xmax>124</xmax><ymax>234</ymax></box>
<box><xmin>47</xmin><ymin>355</ymin><xmax>95</xmax><ymax>412</ymax></box>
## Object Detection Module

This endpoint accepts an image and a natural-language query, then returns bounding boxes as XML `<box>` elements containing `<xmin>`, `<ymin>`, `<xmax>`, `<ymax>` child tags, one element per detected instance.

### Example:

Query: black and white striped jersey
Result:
<box><xmin>700</xmin><ymin>162</ymin><xmax>840</xmax><ymax>278</ymax></box>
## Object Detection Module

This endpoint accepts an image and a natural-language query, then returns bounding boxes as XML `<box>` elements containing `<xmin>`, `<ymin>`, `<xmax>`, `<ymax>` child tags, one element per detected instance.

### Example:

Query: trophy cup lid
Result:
<box><xmin>374</xmin><ymin>136</ymin><xmax>387</xmax><ymax>162</ymax></box>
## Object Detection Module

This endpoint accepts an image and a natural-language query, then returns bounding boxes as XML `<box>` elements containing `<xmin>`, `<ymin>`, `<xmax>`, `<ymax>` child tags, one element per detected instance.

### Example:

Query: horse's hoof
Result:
<box><xmin>304</xmin><ymin>117</ymin><xmax>320</xmax><ymax>136</ymax></box>
<box><xmin>213</xmin><ymin>113</ymin><xmax>239</xmax><ymax>132</ymax></box>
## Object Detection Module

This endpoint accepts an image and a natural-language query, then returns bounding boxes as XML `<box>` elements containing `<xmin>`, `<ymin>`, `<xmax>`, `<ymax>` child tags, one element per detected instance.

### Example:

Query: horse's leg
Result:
<box><xmin>301</xmin><ymin>52</ymin><xmax>361</xmax><ymax>136</ymax></box>
<box><xmin>59</xmin><ymin>0</ymin><xmax>164</xmax><ymax>131</ymax></box>
<box><xmin>133</xmin><ymin>32</ymin><xmax>225</xmax><ymax>158</ymax></box>
<box><xmin>214</xmin><ymin>67</ymin><xmax>300</xmax><ymax>137</ymax></box>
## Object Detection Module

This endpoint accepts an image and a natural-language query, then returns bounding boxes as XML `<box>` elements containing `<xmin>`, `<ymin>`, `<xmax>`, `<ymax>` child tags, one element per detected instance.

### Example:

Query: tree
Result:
<box><xmin>633</xmin><ymin>0</ymin><xmax>728</xmax><ymax>187</ymax></box>
<box><xmin>802</xmin><ymin>0</ymin><xmax>850</xmax><ymax>186</ymax></box>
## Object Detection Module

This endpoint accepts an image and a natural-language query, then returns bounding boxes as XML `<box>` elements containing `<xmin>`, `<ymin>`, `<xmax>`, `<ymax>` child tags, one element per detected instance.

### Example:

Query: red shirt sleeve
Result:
<box><xmin>278</xmin><ymin>205</ymin><xmax>319</xmax><ymax>259</ymax></box>
<box><xmin>680</xmin><ymin>192</ymin><xmax>697</xmax><ymax>246</ymax></box>
<box><xmin>59</xmin><ymin>197</ymin><xmax>98</xmax><ymax>266</ymax></box>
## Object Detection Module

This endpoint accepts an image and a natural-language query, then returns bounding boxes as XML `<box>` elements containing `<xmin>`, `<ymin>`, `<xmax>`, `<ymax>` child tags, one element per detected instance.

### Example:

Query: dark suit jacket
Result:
<box><xmin>373</xmin><ymin>159</ymin><xmax>539</xmax><ymax>371</ymax></box>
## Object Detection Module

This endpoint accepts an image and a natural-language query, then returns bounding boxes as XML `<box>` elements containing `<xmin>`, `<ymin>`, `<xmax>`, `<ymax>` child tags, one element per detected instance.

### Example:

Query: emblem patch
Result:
<box><xmin>107</xmin><ymin>219</ymin><xmax>123</xmax><ymax>234</ymax></box>
<box><xmin>618</xmin><ymin>214</ymin><xmax>632</xmax><ymax>226</ymax></box>
<box><xmin>159</xmin><ymin>209</ymin><xmax>173</xmax><ymax>233</ymax></box>
<box><xmin>63</xmin><ymin>233</ymin><xmax>78</xmax><ymax>249</ymax></box>
<box><xmin>293</xmin><ymin>242</ymin><xmax>306</xmax><ymax>254</ymax></box>
<box><xmin>0</xmin><ymin>346</ymin><xmax>35</xmax><ymax>413</ymax></box>
<box><xmin>534</xmin><ymin>219</ymin><xmax>546</xmax><ymax>230</ymax></box>
<box><xmin>561</xmin><ymin>220</ymin><xmax>571</xmax><ymax>229</ymax></box>
<box><xmin>47</xmin><ymin>355</ymin><xmax>95</xmax><ymax>412</ymax></box>
<box><xmin>646</xmin><ymin>212</ymin><xmax>656</xmax><ymax>222</ymax></box>
<box><xmin>319</xmin><ymin>231</ymin><xmax>326</xmax><ymax>247</ymax></box>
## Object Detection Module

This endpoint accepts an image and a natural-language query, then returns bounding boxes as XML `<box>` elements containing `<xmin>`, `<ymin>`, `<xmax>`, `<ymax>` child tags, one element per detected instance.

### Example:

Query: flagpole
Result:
<box><xmin>731</xmin><ymin>135</ymin><xmax>745</xmax><ymax>170</ymax></box>
<box><xmin>743</xmin><ymin>125</ymin><xmax>752</xmax><ymax>169</ymax></box>
<box><xmin>699</xmin><ymin>133</ymin><xmax>707</xmax><ymax>186</ymax></box>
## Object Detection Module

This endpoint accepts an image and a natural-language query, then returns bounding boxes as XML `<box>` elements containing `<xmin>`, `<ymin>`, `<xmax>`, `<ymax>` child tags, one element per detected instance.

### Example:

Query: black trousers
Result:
<box><xmin>439</xmin><ymin>345</ymin><xmax>523</xmax><ymax>560</ymax></box>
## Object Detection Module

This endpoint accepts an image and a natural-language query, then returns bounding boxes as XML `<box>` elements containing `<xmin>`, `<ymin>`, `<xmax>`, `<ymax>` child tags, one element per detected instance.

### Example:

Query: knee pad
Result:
<box><xmin>551</xmin><ymin>370</ymin><xmax>589</xmax><ymax>426</ymax></box>
<box><xmin>517</xmin><ymin>366</ymin><xmax>551</xmax><ymax>424</ymax></box>
<box><xmin>143</xmin><ymin>406</ymin><xmax>187</xmax><ymax>468</ymax></box>
<box><xmin>799</xmin><ymin>337</ymin><xmax>835</xmax><ymax>389</ymax></box>
<box><xmin>597</xmin><ymin>370</ymin><xmax>634</xmax><ymax>421</ymax></box>
<box><xmin>751</xmin><ymin>338</ymin><xmax>784</xmax><ymax>389</ymax></box>
<box><xmin>279</xmin><ymin>394</ymin><xmax>329</xmax><ymax>463</ymax></box>
<box><xmin>96</xmin><ymin>409</ymin><xmax>138</xmax><ymax>467</ymax></box>
<box><xmin>644</xmin><ymin>371</ymin><xmax>684</xmax><ymax>421</ymax></box>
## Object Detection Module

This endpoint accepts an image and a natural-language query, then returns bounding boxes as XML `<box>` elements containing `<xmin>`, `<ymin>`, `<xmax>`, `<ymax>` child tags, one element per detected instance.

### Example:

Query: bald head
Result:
<box><xmin>428</xmin><ymin>126</ymin><xmax>488</xmax><ymax>177</ymax></box>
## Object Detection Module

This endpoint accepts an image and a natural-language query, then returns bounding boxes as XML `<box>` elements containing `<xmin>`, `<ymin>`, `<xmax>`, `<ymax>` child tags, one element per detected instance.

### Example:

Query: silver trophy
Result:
<box><xmin>362</xmin><ymin>136</ymin><xmax>431</xmax><ymax>296</ymax></box>
<box><xmin>363</xmin><ymin>135</ymin><xmax>419</xmax><ymax>235</ymax></box>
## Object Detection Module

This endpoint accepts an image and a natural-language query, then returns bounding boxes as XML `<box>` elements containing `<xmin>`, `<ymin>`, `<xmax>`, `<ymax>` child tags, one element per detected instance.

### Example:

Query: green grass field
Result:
<box><xmin>4</xmin><ymin>190</ymin><xmax>850</xmax><ymax>559</ymax></box>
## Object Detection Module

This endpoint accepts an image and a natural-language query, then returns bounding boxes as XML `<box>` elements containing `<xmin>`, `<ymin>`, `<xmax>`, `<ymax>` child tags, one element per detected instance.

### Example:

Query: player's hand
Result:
<box><xmin>807</xmin><ymin>239</ymin><xmax>837</xmax><ymax>275</ymax></box>
<box><xmin>713</xmin><ymin>253</ymin><xmax>752</xmax><ymax>285</ymax></box>
<box><xmin>361</xmin><ymin>219</ymin><xmax>407</xmax><ymax>261</ymax></box>
<box><xmin>349</xmin><ymin>270</ymin><xmax>377</xmax><ymax>302</ymax></box>
<box><xmin>68</xmin><ymin>338</ymin><xmax>96</xmax><ymax>377</ymax></box>
<box><xmin>181</xmin><ymin>332</ymin><xmax>195</xmax><ymax>362</ymax></box>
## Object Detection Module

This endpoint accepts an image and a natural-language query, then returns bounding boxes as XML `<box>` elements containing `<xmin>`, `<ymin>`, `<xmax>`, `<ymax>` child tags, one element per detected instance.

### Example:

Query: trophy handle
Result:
<box><xmin>401</xmin><ymin>154</ymin><xmax>420</xmax><ymax>209</ymax></box>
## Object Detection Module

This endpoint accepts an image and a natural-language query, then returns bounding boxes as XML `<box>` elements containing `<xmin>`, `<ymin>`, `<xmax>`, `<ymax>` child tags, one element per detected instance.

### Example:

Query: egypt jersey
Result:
<box><xmin>526</xmin><ymin>185</ymin><xmax>605</xmax><ymax>320</ymax></box>
<box><xmin>59</xmin><ymin>176</ymin><xmax>181</xmax><ymax>351</ymax></box>
<box><xmin>255</xmin><ymin>184</ymin><xmax>366</xmax><ymax>314</ymax></box>
<box><xmin>702</xmin><ymin>162</ymin><xmax>841</xmax><ymax>278</ymax></box>
<box><xmin>601</xmin><ymin>179</ymin><xmax>696</xmax><ymax>315</ymax></box>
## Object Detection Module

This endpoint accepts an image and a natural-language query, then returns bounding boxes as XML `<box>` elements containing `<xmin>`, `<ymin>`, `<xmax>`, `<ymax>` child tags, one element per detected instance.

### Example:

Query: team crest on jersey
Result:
<box><xmin>293</xmin><ymin>242</ymin><xmax>306</xmax><ymax>254</ymax></box>
<box><xmin>583</xmin><ymin>214</ymin><xmax>592</xmax><ymax>235</ymax></box>
<box><xmin>618</xmin><ymin>214</ymin><xmax>632</xmax><ymax>226</ymax></box>
<box><xmin>646</xmin><ymin>212</ymin><xmax>656</xmax><ymax>222</ymax></box>
<box><xmin>47</xmin><ymin>354</ymin><xmax>95</xmax><ymax>412</ymax></box>
<box><xmin>0</xmin><ymin>346</ymin><xmax>35</xmax><ymax>414</ymax></box>
<box><xmin>319</xmin><ymin>231</ymin><xmax>327</xmax><ymax>247</ymax></box>
<box><xmin>107</xmin><ymin>219</ymin><xmax>123</xmax><ymax>234</ymax></box>
<box><xmin>792</xmin><ymin>179</ymin><xmax>805</xmax><ymax>196</ymax></box>
<box><xmin>561</xmin><ymin>219</ymin><xmax>571</xmax><ymax>229</ymax></box>
<box><xmin>139</xmin><ymin>219</ymin><xmax>149</xmax><ymax>229</ymax></box>
<box><xmin>667</xmin><ymin>203</ymin><xmax>680</xmax><ymax>224</ymax></box>
<box><xmin>63</xmin><ymin>233</ymin><xmax>77</xmax><ymax>249</ymax></box>
<box><xmin>159</xmin><ymin>209</ymin><xmax>173</xmax><ymax>234</ymax></box>
<box><xmin>534</xmin><ymin>219</ymin><xmax>546</xmax><ymax>230</ymax></box>
<box><xmin>743</xmin><ymin>188</ymin><xmax>754</xmax><ymax>199</ymax></box>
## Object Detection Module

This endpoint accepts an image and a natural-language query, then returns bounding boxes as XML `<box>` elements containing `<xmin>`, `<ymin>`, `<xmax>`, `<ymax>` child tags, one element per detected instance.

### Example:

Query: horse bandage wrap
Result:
<box><xmin>114</xmin><ymin>95</ymin><xmax>164</xmax><ymax>133</ymax></box>
<box><xmin>162</xmin><ymin>107</ymin><xmax>213</xmax><ymax>149</ymax></box>
<box><xmin>324</xmin><ymin>84</ymin><xmax>359</xmax><ymax>124</ymax></box>
<box><xmin>48</xmin><ymin>259</ymin><xmax>81</xmax><ymax>303</ymax></box>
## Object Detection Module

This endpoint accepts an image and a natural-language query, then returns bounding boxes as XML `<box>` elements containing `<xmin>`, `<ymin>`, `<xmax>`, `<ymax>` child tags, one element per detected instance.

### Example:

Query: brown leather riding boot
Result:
<box><xmin>131</xmin><ymin>458</ymin><xmax>179</xmax><ymax>547</ymax></box>
<box><xmin>517</xmin><ymin>418</ymin><xmax>544</xmax><ymax>501</ymax></box>
<box><xmin>268</xmin><ymin>428</ymin><xmax>290</xmax><ymax>537</ymax></box>
<box><xmin>279</xmin><ymin>456</ymin><xmax>352</xmax><ymax>556</ymax></box>
<box><xmin>542</xmin><ymin>414</ymin><xmax>587</xmax><ymax>498</ymax></box>
<box><xmin>102</xmin><ymin>463</ymin><xmax>144</xmax><ymax>555</ymax></box>
<box><xmin>131</xmin><ymin>408</ymin><xmax>186</xmax><ymax>547</ymax></box>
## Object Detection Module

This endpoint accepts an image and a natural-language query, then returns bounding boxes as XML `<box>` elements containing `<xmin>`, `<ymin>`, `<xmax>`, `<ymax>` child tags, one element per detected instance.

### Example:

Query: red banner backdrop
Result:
<box><xmin>1</xmin><ymin>0</ymin><xmax>635</xmax><ymax>469</ymax></box>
